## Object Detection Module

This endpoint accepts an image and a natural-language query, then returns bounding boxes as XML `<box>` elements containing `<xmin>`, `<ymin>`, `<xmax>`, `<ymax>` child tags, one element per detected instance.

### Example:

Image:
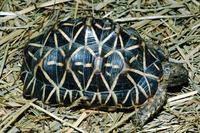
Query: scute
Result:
<box><xmin>21</xmin><ymin>17</ymin><xmax>164</xmax><ymax>109</ymax></box>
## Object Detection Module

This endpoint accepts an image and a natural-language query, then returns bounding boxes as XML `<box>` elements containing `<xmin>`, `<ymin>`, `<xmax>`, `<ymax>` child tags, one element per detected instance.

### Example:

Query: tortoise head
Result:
<box><xmin>162</xmin><ymin>62</ymin><xmax>188</xmax><ymax>87</ymax></box>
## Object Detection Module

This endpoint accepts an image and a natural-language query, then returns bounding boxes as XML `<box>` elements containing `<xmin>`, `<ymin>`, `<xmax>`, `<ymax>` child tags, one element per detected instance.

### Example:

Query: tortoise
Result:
<box><xmin>20</xmin><ymin>17</ymin><xmax>188</xmax><ymax>126</ymax></box>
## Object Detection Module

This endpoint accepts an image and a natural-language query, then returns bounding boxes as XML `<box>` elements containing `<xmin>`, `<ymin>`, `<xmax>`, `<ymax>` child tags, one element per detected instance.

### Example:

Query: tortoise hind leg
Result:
<box><xmin>132</xmin><ymin>83</ymin><xmax>167</xmax><ymax>127</ymax></box>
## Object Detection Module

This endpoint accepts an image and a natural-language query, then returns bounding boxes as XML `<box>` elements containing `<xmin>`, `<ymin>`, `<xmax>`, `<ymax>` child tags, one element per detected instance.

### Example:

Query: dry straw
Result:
<box><xmin>0</xmin><ymin>0</ymin><xmax>199</xmax><ymax>132</ymax></box>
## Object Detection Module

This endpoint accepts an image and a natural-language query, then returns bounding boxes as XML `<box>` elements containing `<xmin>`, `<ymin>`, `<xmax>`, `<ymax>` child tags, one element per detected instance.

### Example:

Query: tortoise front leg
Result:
<box><xmin>132</xmin><ymin>83</ymin><xmax>167</xmax><ymax>127</ymax></box>
<box><xmin>105</xmin><ymin>83</ymin><xmax>167</xmax><ymax>133</ymax></box>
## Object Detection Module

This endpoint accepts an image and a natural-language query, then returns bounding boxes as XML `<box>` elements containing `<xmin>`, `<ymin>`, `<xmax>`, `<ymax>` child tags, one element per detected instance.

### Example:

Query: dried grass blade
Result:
<box><xmin>30</xmin><ymin>103</ymin><xmax>85</xmax><ymax>133</ymax></box>
<box><xmin>0</xmin><ymin>44</ymin><xmax>9</xmax><ymax>77</ymax></box>
<box><xmin>0</xmin><ymin>99</ymin><xmax>35</xmax><ymax>132</ymax></box>
<box><xmin>105</xmin><ymin>111</ymin><xmax>136</xmax><ymax>133</ymax></box>
<box><xmin>66</xmin><ymin>112</ymin><xmax>88</xmax><ymax>133</ymax></box>
<box><xmin>0</xmin><ymin>0</ymin><xmax>72</xmax><ymax>23</ymax></box>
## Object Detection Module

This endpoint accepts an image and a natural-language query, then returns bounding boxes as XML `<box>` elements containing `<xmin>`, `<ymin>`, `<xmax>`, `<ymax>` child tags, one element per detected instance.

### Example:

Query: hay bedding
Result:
<box><xmin>0</xmin><ymin>0</ymin><xmax>200</xmax><ymax>132</ymax></box>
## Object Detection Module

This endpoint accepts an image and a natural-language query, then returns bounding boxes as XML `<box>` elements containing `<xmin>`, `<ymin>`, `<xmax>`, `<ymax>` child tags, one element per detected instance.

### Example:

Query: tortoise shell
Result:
<box><xmin>21</xmin><ymin>17</ymin><xmax>165</xmax><ymax>110</ymax></box>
